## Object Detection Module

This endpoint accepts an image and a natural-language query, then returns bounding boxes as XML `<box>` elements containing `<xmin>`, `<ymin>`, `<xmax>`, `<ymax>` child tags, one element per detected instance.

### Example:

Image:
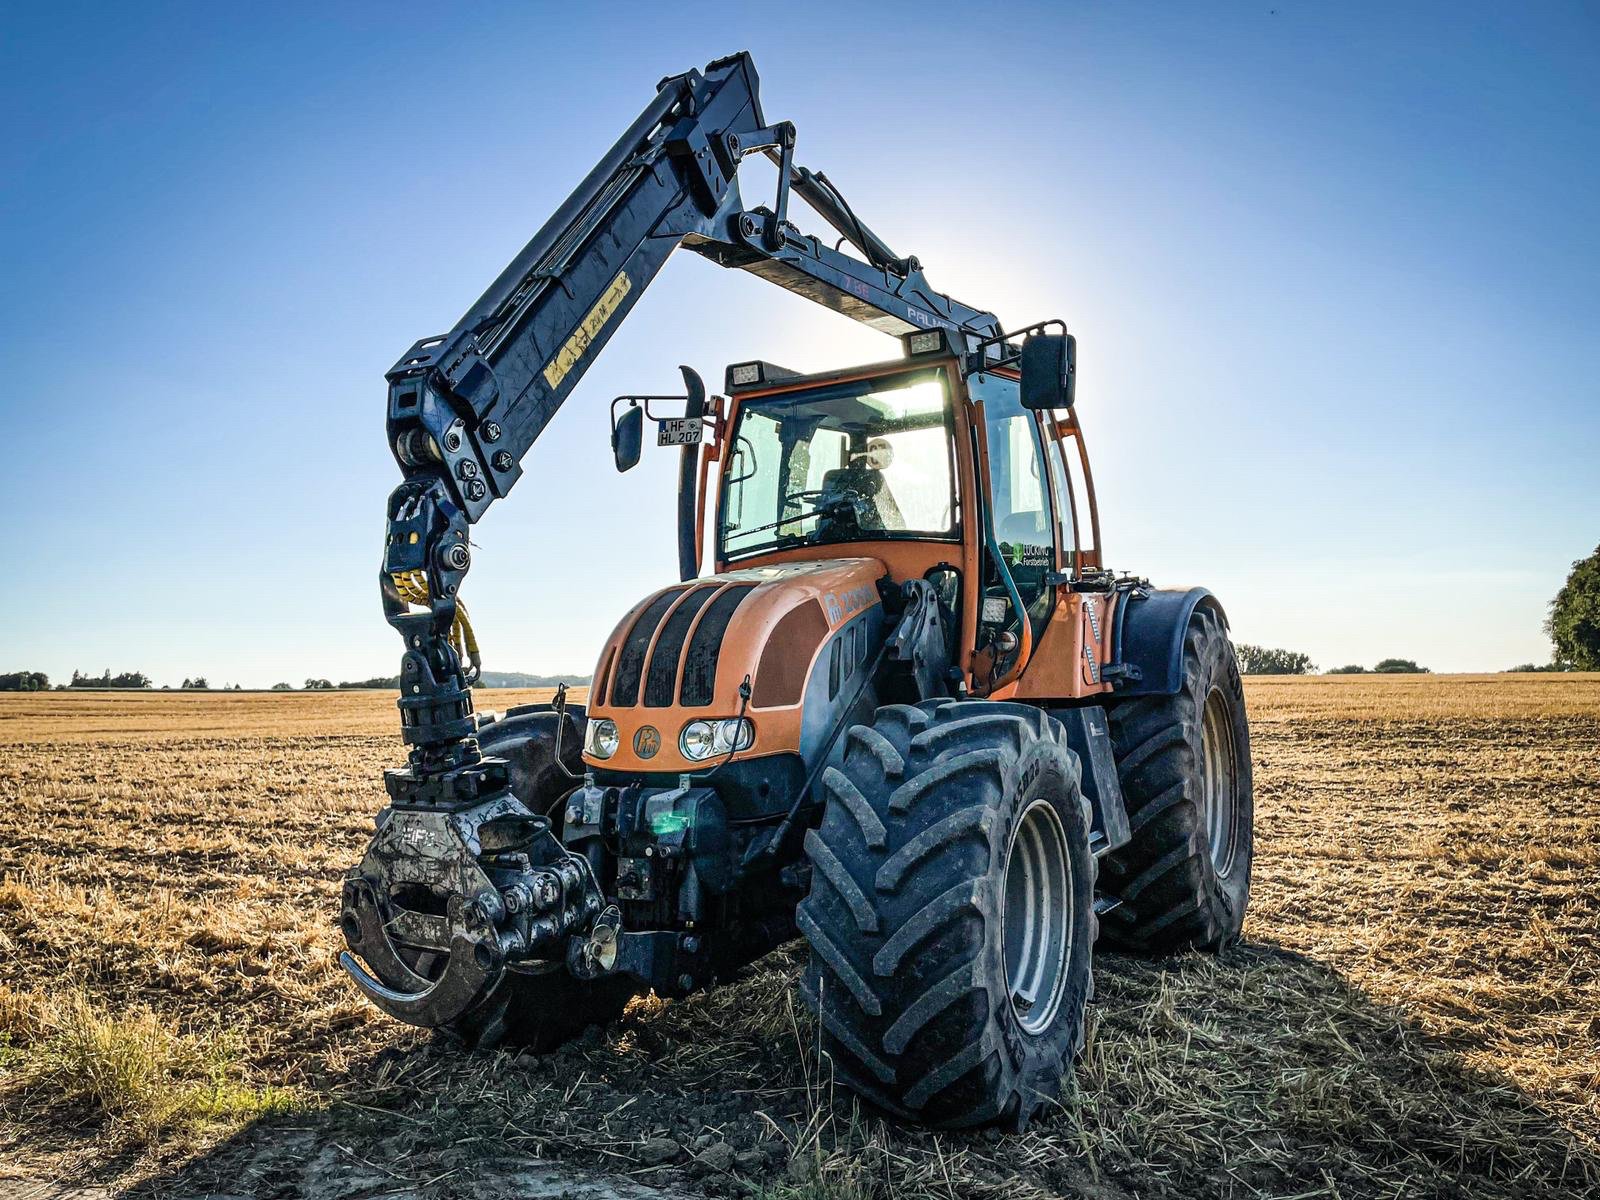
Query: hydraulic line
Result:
<box><xmin>391</xmin><ymin>568</ymin><xmax>482</xmax><ymax>682</ymax></box>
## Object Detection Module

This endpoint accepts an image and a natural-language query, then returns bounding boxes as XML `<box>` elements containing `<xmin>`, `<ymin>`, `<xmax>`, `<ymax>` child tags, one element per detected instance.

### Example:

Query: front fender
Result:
<box><xmin>1111</xmin><ymin>587</ymin><xmax>1228</xmax><ymax>696</ymax></box>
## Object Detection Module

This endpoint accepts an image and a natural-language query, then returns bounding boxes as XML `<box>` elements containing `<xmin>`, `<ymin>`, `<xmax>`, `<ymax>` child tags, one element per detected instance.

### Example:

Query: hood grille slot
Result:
<box><xmin>609</xmin><ymin>587</ymin><xmax>687</xmax><ymax>708</ymax></box>
<box><xmin>644</xmin><ymin>585</ymin><xmax>719</xmax><ymax>706</ymax></box>
<box><xmin>680</xmin><ymin>584</ymin><xmax>758</xmax><ymax>707</ymax></box>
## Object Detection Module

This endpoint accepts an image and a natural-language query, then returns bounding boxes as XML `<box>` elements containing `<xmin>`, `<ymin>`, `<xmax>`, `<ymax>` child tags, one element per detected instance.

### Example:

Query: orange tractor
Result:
<box><xmin>341</xmin><ymin>53</ymin><xmax>1252</xmax><ymax>1130</ymax></box>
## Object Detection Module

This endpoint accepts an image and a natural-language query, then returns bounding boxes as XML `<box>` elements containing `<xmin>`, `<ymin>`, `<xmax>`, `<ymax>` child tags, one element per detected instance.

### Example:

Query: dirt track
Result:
<box><xmin>0</xmin><ymin>677</ymin><xmax>1596</xmax><ymax>1199</ymax></box>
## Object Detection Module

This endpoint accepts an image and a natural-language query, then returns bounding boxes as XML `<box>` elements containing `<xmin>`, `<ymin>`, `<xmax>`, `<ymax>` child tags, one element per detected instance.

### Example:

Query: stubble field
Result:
<box><xmin>0</xmin><ymin>676</ymin><xmax>1596</xmax><ymax>1199</ymax></box>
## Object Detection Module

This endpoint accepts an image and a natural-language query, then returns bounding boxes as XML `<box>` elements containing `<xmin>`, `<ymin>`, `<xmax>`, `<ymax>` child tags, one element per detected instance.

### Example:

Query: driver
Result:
<box><xmin>817</xmin><ymin>437</ymin><xmax>905</xmax><ymax>533</ymax></box>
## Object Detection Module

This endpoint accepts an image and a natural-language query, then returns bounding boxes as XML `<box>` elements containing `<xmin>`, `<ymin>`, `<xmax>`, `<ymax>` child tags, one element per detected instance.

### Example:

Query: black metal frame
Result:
<box><xmin>964</xmin><ymin>318</ymin><xmax>1070</xmax><ymax>375</ymax></box>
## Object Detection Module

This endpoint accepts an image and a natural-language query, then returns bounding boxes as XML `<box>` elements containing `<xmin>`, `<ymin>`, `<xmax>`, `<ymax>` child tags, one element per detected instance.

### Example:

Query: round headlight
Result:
<box><xmin>713</xmin><ymin>718</ymin><xmax>755</xmax><ymax>754</ymax></box>
<box><xmin>680</xmin><ymin>720</ymin><xmax>717</xmax><ymax>761</ymax></box>
<box><xmin>585</xmin><ymin>718</ymin><xmax>618</xmax><ymax>759</ymax></box>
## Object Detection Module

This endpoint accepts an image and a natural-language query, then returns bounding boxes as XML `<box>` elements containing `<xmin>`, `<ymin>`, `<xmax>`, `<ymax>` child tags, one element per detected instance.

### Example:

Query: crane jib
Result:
<box><xmin>542</xmin><ymin>271</ymin><xmax>634</xmax><ymax>391</ymax></box>
<box><xmin>378</xmin><ymin>50</ymin><xmax>1000</xmax><ymax>775</ymax></box>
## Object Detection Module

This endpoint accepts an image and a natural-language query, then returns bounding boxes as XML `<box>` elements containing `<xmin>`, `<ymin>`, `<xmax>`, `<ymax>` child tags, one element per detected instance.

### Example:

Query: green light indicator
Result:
<box><xmin>649</xmin><ymin>811</ymin><xmax>690</xmax><ymax>836</ymax></box>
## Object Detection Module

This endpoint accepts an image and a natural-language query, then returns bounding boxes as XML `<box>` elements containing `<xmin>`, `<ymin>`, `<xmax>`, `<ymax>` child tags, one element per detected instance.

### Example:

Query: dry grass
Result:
<box><xmin>6</xmin><ymin>989</ymin><xmax>297</xmax><ymax>1145</ymax></box>
<box><xmin>0</xmin><ymin>677</ymin><xmax>1596</xmax><ymax>1198</ymax></box>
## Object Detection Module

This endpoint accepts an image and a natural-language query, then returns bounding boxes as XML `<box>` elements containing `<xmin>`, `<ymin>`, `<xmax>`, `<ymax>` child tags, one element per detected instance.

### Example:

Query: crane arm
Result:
<box><xmin>379</xmin><ymin>52</ymin><xmax>997</xmax><ymax>777</ymax></box>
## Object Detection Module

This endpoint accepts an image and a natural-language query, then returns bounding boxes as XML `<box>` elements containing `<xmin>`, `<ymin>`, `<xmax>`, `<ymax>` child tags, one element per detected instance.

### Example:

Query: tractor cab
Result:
<box><xmin>610</xmin><ymin>330</ymin><xmax>1109</xmax><ymax>704</ymax></box>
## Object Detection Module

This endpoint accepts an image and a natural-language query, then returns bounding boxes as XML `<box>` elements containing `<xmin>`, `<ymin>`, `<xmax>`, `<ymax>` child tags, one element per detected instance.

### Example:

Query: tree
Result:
<box><xmin>70</xmin><ymin>669</ymin><xmax>152</xmax><ymax>689</ymax></box>
<box><xmin>304</xmin><ymin>678</ymin><xmax>334</xmax><ymax>690</ymax></box>
<box><xmin>1326</xmin><ymin>664</ymin><xmax>1367</xmax><ymax>675</ymax></box>
<box><xmin>1547</xmin><ymin>544</ymin><xmax>1600</xmax><ymax>670</ymax></box>
<box><xmin>181</xmin><ymin>677</ymin><xmax>209</xmax><ymax>690</ymax></box>
<box><xmin>270</xmin><ymin>682</ymin><xmax>294</xmax><ymax>690</ymax></box>
<box><xmin>1234</xmin><ymin>644</ymin><xmax>1315</xmax><ymax>675</ymax></box>
<box><xmin>1373</xmin><ymin>658</ymin><xmax>1429</xmax><ymax>674</ymax></box>
<box><xmin>0</xmin><ymin>671</ymin><xmax>49</xmax><ymax>691</ymax></box>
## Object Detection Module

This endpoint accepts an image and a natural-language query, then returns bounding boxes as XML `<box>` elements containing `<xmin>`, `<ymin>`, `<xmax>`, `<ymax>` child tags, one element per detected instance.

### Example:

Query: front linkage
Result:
<box><xmin>339</xmin><ymin>471</ymin><xmax>612</xmax><ymax>1029</ymax></box>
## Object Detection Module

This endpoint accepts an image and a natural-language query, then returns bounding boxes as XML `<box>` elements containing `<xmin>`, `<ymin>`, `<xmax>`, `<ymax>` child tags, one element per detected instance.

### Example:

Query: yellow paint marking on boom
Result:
<box><xmin>543</xmin><ymin>270</ymin><xmax>633</xmax><ymax>390</ymax></box>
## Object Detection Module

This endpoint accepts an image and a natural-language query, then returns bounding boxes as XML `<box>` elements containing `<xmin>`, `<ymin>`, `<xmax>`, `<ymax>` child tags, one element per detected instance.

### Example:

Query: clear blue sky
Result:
<box><xmin>3</xmin><ymin>2</ymin><xmax>1596</xmax><ymax>686</ymax></box>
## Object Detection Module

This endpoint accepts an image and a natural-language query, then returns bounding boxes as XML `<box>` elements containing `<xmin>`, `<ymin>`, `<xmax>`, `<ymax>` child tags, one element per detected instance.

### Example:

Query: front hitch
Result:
<box><xmin>338</xmin><ymin>775</ymin><xmax>605</xmax><ymax>1029</ymax></box>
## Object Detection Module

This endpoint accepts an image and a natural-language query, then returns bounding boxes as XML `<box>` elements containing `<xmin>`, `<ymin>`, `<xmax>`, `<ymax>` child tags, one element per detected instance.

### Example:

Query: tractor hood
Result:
<box><xmin>583</xmin><ymin>558</ymin><xmax>886</xmax><ymax>773</ymax></box>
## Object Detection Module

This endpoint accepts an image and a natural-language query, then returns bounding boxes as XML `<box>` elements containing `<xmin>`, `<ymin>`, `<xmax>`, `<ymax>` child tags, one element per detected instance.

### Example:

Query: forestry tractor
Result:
<box><xmin>340</xmin><ymin>53</ymin><xmax>1253</xmax><ymax>1130</ymax></box>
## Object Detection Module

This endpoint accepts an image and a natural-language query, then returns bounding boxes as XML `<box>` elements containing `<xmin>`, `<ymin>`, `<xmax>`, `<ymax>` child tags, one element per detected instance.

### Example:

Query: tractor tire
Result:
<box><xmin>1100</xmin><ymin>604</ymin><xmax>1252</xmax><ymax>953</ymax></box>
<box><xmin>798</xmin><ymin>700</ymin><xmax>1096</xmax><ymax>1130</ymax></box>
<box><xmin>429</xmin><ymin>706</ymin><xmax>636</xmax><ymax>1052</ymax></box>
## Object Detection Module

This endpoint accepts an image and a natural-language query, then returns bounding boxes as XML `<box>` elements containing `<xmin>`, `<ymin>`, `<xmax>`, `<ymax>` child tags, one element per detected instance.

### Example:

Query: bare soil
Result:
<box><xmin>0</xmin><ymin>676</ymin><xmax>1596</xmax><ymax>1198</ymax></box>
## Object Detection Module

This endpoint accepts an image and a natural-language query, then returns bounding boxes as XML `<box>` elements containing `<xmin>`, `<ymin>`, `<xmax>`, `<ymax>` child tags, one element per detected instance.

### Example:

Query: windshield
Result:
<box><xmin>719</xmin><ymin>370</ymin><xmax>959</xmax><ymax>561</ymax></box>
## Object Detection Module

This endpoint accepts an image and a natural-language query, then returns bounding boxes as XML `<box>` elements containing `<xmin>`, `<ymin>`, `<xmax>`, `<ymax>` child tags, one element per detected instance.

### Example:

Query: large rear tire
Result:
<box><xmin>798</xmin><ymin>700</ymin><xmax>1096</xmax><ymax>1130</ymax></box>
<box><xmin>1100</xmin><ymin>605</ymin><xmax>1252</xmax><ymax>952</ymax></box>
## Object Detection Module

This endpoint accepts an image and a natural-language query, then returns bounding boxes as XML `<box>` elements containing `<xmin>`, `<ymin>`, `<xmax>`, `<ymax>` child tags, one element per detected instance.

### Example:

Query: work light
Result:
<box><xmin>585</xmin><ymin>718</ymin><xmax>619</xmax><ymax>759</ymax></box>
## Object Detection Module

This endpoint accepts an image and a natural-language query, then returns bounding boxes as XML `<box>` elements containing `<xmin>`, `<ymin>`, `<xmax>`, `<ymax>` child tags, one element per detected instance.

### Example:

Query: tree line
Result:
<box><xmin>6</xmin><ymin>546</ymin><xmax>1596</xmax><ymax>689</ymax></box>
<box><xmin>0</xmin><ymin>670</ymin><xmax>592</xmax><ymax>691</ymax></box>
<box><xmin>1232</xmin><ymin>647</ymin><xmax>1433</xmax><ymax>676</ymax></box>
<box><xmin>1232</xmin><ymin>543</ymin><xmax>1599</xmax><ymax>675</ymax></box>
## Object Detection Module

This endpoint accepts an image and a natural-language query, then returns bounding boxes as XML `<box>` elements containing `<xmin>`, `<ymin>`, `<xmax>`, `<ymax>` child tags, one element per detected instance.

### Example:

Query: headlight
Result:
<box><xmin>680</xmin><ymin>720</ymin><xmax>717</xmax><ymax>761</ymax></box>
<box><xmin>681</xmin><ymin>717</ymin><xmax>754</xmax><ymax>761</ymax></box>
<box><xmin>712</xmin><ymin>717</ymin><xmax>755</xmax><ymax>754</ymax></box>
<box><xmin>584</xmin><ymin>718</ymin><xmax>618</xmax><ymax>759</ymax></box>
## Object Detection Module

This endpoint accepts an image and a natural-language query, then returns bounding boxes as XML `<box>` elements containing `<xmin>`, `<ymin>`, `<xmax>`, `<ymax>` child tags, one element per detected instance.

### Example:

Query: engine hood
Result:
<box><xmin>583</xmin><ymin>558</ymin><xmax>886</xmax><ymax>772</ymax></box>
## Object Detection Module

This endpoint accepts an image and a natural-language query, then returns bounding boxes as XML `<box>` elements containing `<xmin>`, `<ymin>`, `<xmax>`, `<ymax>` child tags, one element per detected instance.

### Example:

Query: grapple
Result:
<box><xmin>338</xmin><ymin>773</ymin><xmax>605</xmax><ymax>1029</ymax></box>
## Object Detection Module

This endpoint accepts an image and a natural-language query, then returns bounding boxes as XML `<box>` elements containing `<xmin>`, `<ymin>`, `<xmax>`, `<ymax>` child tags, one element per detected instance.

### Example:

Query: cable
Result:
<box><xmin>684</xmin><ymin>676</ymin><xmax>753</xmax><ymax>782</ymax></box>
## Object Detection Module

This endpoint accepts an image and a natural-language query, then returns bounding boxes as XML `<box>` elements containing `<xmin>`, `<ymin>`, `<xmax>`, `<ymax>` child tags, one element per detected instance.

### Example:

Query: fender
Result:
<box><xmin>1108</xmin><ymin>586</ymin><xmax>1228</xmax><ymax>696</ymax></box>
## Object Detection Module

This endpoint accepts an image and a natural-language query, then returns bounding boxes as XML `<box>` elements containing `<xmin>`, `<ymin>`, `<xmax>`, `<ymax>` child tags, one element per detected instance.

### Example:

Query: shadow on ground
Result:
<box><xmin>78</xmin><ymin>940</ymin><xmax>1598</xmax><ymax>1200</ymax></box>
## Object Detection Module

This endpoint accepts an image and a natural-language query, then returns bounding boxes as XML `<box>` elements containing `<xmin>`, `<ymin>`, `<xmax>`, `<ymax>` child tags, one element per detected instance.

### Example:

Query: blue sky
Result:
<box><xmin>3</xmin><ymin>2</ymin><xmax>1596</xmax><ymax>686</ymax></box>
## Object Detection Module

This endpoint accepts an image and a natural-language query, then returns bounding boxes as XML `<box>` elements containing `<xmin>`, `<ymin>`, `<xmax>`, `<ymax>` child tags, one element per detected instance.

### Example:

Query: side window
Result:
<box><xmin>1042</xmin><ymin>427</ymin><xmax>1078</xmax><ymax>568</ymax></box>
<box><xmin>723</xmin><ymin>412</ymin><xmax>782</xmax><ymax>554</ymax></box>
<box><xmin>970</xmin><ymin>373</ymin><xmax>1054</xmax><ymax>646</ymax></box>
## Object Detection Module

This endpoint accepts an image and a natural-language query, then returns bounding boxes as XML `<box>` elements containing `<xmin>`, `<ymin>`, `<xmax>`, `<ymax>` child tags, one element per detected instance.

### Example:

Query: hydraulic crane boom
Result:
<box><xmin>379</xmin><ymin>52</ymin><xmax>999</xmax><ymax>787</ymax></box>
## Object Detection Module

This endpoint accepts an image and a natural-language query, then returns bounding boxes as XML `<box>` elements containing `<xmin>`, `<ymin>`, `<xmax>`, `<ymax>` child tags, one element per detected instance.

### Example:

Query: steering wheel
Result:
<box><xmin>781</xmin><ymin>487</ymin><xmax>868</xmax><ymax>521</ymax></box>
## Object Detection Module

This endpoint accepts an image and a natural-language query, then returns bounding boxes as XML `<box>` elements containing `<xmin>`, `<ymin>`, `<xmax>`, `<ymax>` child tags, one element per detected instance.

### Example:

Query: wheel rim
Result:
<box><xmin>1002</xmin><ymin>798</ymin><xmax>1073</xmax><ymax>1035</ymax></box>
<box><xmin>1201</xmin><ymin>687</ymin><xmax>1239</xmax><ymax>878</ymax></box>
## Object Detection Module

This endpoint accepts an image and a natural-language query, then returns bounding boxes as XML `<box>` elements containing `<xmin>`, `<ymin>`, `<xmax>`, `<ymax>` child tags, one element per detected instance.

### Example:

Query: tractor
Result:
<box><xmin>340</xmin><ymin>52</ymin><xmax>1253</xmax><ymax>1130</ymax></box>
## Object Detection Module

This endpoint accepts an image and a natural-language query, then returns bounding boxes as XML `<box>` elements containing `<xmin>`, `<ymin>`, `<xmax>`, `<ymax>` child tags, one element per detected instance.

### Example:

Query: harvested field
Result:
<box><xmin>1</xmin><ymin>676</ymin><xmax>1596</xmax><ymax>1198</ymax></box>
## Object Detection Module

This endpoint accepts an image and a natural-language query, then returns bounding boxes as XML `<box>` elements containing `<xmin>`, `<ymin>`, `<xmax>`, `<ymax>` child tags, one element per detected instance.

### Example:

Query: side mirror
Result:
<box><xmin>1020</xmin><ymin>332</ymin><xmax>1076</xmax><ymax>410</ymax></box>
<box><xmin>610</xmin><ymin>366</ymin><xmax>707</xmax><ymax>473</ymax></box>
<box><xmin>612</xmin><ymin>404</ymin><xmax>643</xmax><ymax>473</ymax></box>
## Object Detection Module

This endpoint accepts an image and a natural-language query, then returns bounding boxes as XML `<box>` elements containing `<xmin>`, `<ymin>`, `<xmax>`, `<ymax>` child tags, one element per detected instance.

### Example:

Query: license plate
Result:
<box><xmin>657</xmin><ymin>417</ymin><xmax>703</xmax><ymax>446</ymax></box>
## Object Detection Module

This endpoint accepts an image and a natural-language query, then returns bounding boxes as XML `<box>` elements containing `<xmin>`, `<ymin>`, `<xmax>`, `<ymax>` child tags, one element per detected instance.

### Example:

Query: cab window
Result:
<box><xmin>720</xmin><ymin>370</ymin><xmax>958</xmax><ymax>561</ymax></box>
<box><xmin>1042</xmin><ymin>425</ymin><xmax>1079</xmax><ymax>569</ymax></box>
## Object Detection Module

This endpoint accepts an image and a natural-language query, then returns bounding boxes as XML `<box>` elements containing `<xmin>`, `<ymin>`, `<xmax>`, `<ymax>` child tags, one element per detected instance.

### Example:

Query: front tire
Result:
<box><xmin>798</xmin><ymin>700</ymin><xmax>1096</xmax><ymax>1130</ymax></box>
<box><xmin>1100</xmin><ymin>605</ymin><xmax>1253</xmax><ymax>952</ymax></box>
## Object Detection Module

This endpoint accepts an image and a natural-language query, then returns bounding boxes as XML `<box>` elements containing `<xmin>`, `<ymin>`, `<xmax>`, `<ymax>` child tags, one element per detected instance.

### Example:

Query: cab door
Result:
<box><xmin>1009</xmin><ymin>405</ymin><xmax>1117</xmax><ymax>701</ymax></box>
<box><xmin>967</xmin><ymin>371</ymin><xmax>1057</xmax><ymax>692</ymax></box>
